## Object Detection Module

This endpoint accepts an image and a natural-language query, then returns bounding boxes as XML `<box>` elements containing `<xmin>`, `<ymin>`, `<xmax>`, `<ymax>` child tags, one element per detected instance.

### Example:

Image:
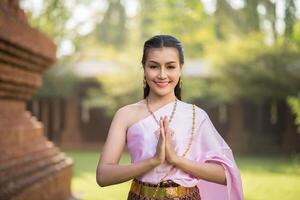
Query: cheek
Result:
<box><xmin>144</xmin><ymin>69</ymin><xmax>158</xmax><ymax>78</ymax></box>
<box><xmin>169</xmin><ymin>71</ymin><xmax>181</xmax><ymax>79</ymax></box>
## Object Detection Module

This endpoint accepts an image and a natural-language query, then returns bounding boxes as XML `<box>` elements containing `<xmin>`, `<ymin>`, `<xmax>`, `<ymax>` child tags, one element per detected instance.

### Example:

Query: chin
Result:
<box><xmin>152</xmin><ymin>88</ymin><xmax>173</xmax><ymax>96</ymax></box>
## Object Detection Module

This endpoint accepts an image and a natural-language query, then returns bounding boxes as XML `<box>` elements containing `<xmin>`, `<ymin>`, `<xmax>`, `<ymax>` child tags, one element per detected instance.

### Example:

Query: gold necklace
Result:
<box><xmin>152</xmin><ymin>104</ymin><xmax>196</xmax><ymax>198</ymax></box>
<box><xmin>146</xmin><ymin>97</ymin><xmax>177</xmax><ymax>137</ymax></box>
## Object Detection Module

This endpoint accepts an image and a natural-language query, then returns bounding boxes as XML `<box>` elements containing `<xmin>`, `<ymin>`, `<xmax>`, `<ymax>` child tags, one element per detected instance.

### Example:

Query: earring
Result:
<box><xmin>179</xmin><ymin>78</ymin><xmax>182</xmax><ymax>88</ymax></box>
<box><xmin>143</xmin><ymin>77</ymin><xmax>147</xmax><ymax>88</ymax></box>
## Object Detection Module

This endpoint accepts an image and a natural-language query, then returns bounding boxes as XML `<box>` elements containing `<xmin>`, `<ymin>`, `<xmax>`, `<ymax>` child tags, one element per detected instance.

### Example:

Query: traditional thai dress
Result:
<box><xmin>126</xmin><ymin>100</ymin><xmax>244</xmax><ymax>200</ymax></box>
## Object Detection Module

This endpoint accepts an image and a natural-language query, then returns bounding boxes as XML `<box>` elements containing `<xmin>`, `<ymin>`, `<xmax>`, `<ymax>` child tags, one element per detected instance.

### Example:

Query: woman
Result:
<box><xmin>96</xmin><ymin>35</ymin><xmax>244</xmax><ymax>200</ymax></box>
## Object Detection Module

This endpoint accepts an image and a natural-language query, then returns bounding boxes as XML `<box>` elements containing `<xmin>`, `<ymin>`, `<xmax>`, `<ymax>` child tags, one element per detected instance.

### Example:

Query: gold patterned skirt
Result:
<box><xmin>127</xmin><ymin>179</ymin><xmax>201</xmax><ymax>200</ymax></box>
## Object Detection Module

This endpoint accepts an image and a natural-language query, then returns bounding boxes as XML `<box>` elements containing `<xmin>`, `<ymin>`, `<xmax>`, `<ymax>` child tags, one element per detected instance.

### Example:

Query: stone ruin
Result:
<box><xmin>0</xmin><ymin>0</ymin><xmax>73</xmax><ymax>199</ymax></box>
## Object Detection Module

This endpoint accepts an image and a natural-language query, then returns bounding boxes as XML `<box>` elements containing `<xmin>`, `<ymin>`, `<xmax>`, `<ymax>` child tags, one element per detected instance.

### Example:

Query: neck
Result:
<box><xmin>146</xmin><ymin>91</ymin><xmax>177</xmax><ymax>107</ymax></box>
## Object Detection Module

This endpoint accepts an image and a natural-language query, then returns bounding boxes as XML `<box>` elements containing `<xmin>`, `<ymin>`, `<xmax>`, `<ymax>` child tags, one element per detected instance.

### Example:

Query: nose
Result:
<box><xmin>158</xmin><ymin>68</ymin><xmax>167</xmax><ymax>79</ymax></box>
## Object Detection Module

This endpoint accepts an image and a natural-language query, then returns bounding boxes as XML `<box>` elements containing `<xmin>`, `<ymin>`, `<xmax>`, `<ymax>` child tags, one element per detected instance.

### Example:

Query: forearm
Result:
<box><xmin>97</xmin><ymin>157</ymin><xmax>159</xmax><ymax>187</ymax></box>
<box><xmin>172</xmin><ymin>156</ymin><xmax>226</xmax><ymax>185</ymax></box>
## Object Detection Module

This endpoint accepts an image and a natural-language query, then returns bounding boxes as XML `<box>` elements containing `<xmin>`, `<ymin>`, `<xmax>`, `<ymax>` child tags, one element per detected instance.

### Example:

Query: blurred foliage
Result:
<box><xmin>204</xmin><ymin>33</ymin><xmax>300</xmax><ymax>104</ymax></box>
<box><xmin>94</xmin><ymin>0</ymin><xmax>127</xmax><ymax>47</ymax></box>
<box><xmin>33</xmin><ymin>57</ymin><xmax>81</xmax><ymax>98</ymax></box>
<box><xmin>21</xmin><ymin>0</ymin><xmax>300</xmax><ymax>123</ymax></box>
<box><xmin>21</xmin><ymin>0</ymin><xmax>82</xmax><ymax>98</ymax></box>
<box><xmin>287</xmin><ymin>93</ymin><xmax>300</xmax><ymax>134</ymax></box>
<box><xmin>139</xmin><ymin>0</ymin><xmax>214</xmax><ymax>57</ymax></box>
<box><xmin>82</xmin><ymin>66</ymin><xmax>143</xmax><ymax>116</ymax></box>
<box><xmin>21</xmin><ymin>0</ymin><xmax>72</xmax><ymax>46</ymax></box>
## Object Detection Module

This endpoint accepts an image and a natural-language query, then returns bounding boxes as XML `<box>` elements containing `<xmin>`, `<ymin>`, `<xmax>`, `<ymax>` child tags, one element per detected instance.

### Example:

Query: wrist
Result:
<box><xmin>169</xmin><ymin>154</ymin><xmax>181</xmax><ymax>166</ymax></box>
<box><xmin>150</xmin><ymin>157</ymin><xmax>160</xmax><ymax>167</ymax></box>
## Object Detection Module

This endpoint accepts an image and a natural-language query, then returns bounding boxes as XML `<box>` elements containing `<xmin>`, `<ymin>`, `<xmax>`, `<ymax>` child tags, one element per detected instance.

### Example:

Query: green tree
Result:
<box><xmin>204</xmin><ymin>33</ymin><xmax>300</xmax><ymax>103</ymax></box>
<box><xmin>139</xmin><ymin>0</ymin><xmax>212</xmax><ymax>57</ymax></box>
<box><xmin>285</xmin><ymin>0</ymin><xmax>297</xmax><ymax>38</ymax></box>
<box><xmin>287</xmin><ymin>93</ymin><xmax>300</xmax><ymax>134</ymax></box>
<box><xmin>95</xmin><ymin>0</ymin><xmax>127</xmax><ymax>47</ymax></box>
<box><xmin>22</xmin><ymin>0</ymin><xmax>72</xmax><ymax>46</ymax></box>
<box><xmin>21</xmin><ymin>0</ymin><xmax>82</xmax><ymax>98</ymax></box>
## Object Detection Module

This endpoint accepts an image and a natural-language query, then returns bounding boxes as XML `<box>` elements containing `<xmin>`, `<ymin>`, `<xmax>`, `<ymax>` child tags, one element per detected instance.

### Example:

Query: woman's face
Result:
<box><xmin>144</xmin><ymin>47</ymin><xmax>182</xmax><ymax>97</ymax></box>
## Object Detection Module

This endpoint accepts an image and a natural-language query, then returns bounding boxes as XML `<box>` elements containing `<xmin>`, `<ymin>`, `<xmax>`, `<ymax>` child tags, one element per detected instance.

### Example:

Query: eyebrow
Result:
<box><xmin>148</xmin><ymin>60</ymin><xmax>177</xmax><ymax>65</ymax></box>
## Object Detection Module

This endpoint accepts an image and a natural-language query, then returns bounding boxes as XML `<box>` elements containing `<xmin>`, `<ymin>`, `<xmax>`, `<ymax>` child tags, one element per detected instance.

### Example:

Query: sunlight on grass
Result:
<box><xmin>237</xmin><ymin>155</ymin><xmax>300</xmax><ymax>200</ymax></box>
<box><xmin>63</xmin><ymin>150</ymin><xmax>300</xmax><ymax>200</ymax></box>
<box><xmin>64</xmin><ymin>150</ymin><xmax>131</xmax><ymax>200</ymax></box>
<box><xmin>72</xmin><ymin>174</ymin><xmax>131</xmax><ymax>200</ymax></box>
<box><xmin>242</xmin><ymin>171</ymin><xmax>300</xmax><ymax>200</ymax></box>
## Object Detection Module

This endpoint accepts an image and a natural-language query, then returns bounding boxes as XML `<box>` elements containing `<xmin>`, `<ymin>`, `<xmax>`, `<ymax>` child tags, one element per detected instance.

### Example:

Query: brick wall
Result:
<box><xmin>0</xmin><ymin>1</ymin><xmax>73</xmax><ymax>199</ymax></box>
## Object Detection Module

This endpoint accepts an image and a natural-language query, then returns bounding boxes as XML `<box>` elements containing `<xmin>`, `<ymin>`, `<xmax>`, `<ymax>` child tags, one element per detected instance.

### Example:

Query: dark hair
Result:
<box><xmin>142</xmin><ymin>35</ymin><xmax>184</xmax><ymax>100</ymax></box>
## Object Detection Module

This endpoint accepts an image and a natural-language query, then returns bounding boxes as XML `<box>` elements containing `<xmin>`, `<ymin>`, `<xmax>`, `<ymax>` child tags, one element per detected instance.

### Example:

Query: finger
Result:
<box><xmin>164</xmin><ymin>116</ymin><xmax>169</xmax><ymax>129</ymax></box>
<box><xmin>160</xmin><ymin>117</ymin><xmax>164</xmax><ymax>130</ymax></box>
<box><xmin>159</xmin><ymin>117</ymin><xmax>165</xmax><ymax>139</ymax></box>
<box><xmin>163</xmin><ymin>116</ymin><xmax>172</xmax><ymax>136</ymax></box>
<box><xmin>164</xmin><ymin>117</ymin><xmax>170</xmax><ymax>138</ymax></box>
<box><xmin>162</xmin><ymin>116</ymin><xmax>166</xmax><ymax>130</ymax></box>
<box><xmin>165</xmin><ymin>129</ymin><xmax>171</xmax><ymax>140</ymax></box>
<box><xmin>161</xmin><ymin>116</ymin><xmax>165</xmax><ymax>128</ymax></box>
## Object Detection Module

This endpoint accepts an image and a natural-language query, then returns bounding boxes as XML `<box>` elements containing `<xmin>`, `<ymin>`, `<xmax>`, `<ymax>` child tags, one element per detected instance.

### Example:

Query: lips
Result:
<box><xmin>154</xmin><ymin>81</ymin><xmax>170</xmax><ymax>88</ymax></box>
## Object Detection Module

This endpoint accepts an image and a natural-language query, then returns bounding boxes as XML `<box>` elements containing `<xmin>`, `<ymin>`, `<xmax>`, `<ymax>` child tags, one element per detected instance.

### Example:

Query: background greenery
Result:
<box><xmin>20</xmin><ymin>0</ymin><xmax>300</xmax><ymax>123</ymax></box>
<box><xmin>64</xmin><ymin>150</ymin><xmax>300</xmax><ymax>200</ymax></box>
<box><xmin>18</xmin><ymin>1</ymin><xmax>300</xmax><ymax>198</ymax></box>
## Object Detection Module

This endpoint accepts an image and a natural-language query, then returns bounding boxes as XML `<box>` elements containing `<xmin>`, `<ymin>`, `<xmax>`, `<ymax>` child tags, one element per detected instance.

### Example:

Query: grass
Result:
<box><xmin>237</xmin><ymin>154</ymin><xmax>300</xmax><ymax>200</ymax></box>
<box><xmin>63</xmin><ymin>150</ymin><xmax>300</xmax><ymax>200</ymax></box>
<box><xmin>64</xmin><ymin>150</ymin><xmax>132</xmax><ymax>200</ymax></box>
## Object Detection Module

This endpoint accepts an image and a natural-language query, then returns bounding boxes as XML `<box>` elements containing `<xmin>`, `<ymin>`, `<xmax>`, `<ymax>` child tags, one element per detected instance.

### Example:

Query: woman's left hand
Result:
<box><xmin>163</xmin><ymin>116</ymin><xmax>179</xmax><ymax>165</ymax></box>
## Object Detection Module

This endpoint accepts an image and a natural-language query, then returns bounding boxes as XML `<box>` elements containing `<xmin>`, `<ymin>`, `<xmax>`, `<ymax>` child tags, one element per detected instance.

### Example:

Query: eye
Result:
<box><xmin>167</xmin><ymin>66</ymin><xmax>176</xmax><ymax>69</ymax></box>
<box><xmin>149</xmin><ymin>65</ymin><xmax>158</xmax><ymax>68</ymax></box>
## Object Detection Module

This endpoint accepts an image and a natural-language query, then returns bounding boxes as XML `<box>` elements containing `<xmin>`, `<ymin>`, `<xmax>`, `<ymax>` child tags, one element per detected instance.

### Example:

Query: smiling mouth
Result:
<box><xmin>154</xmin><ymin>81</ymin><xmax>170</xmax><ymax>88</ymax></box>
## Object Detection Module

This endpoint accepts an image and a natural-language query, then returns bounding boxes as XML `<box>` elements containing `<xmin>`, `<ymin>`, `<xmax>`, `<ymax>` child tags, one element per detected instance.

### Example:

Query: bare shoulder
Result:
<box><xmin>117</xmin><ymin>99</ymin><xmax>145</xmax><ymax>114</ymax></box>
<box><xmin>115</xmin><ymin>99</ymin><xmax>148</xmax><ymax>129</ymax></box>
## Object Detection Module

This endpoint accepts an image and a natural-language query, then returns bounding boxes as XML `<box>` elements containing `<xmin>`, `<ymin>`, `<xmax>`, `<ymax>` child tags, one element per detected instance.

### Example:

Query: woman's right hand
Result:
<box><xmin>153</xmin><ymin>117</ymin><xmax>166</xmax><ymax>165</ymax></box>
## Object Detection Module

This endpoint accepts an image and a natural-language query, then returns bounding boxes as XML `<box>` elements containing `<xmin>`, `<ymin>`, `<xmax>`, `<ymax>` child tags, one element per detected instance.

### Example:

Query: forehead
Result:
<box><xmin>146</xmin><ymin>47</ymin><xmax>179</xmax><ymax>63</ymax></box>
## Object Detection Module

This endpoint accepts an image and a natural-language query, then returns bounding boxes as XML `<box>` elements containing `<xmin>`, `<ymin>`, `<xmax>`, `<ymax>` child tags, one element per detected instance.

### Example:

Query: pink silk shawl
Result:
<box><xmin>126</xmin><ymin>100</ymin><xmax>244</xmax><ymax>200</ymax></box>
